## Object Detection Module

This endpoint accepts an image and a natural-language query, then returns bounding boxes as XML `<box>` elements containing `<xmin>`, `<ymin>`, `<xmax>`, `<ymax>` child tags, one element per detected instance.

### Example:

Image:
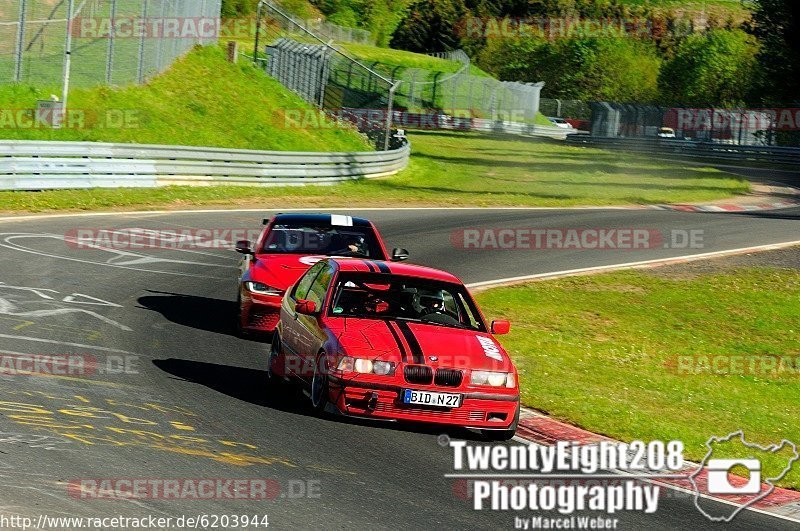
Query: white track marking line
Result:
<box><xmin>467</xmin><ymin>240</ymin><xmax>800</xmax><ymax>290</ymax></box>
<box><xmin>0</xmin><ymin>334</ymin><xmax>136</xmax><ymax>354</ymax></box>
<box><xmin>0</xmin><ymin>234</ymin><xmax>231</xmax><ymax>279</ymax></box>
<box><xmin>0</xmin><ymin>206</ymin><xmax>643</xmax><ymax>223</ymax></box>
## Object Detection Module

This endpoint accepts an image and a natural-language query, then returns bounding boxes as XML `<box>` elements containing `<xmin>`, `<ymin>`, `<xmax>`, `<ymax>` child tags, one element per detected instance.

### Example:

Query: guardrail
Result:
<box><xmin>393</xmin><ymin>113</ymin><xmax>576</xmax><ymax>139</ymax></box>
<box><xmin>566</xmin><ymin>136</ymin><xmax>800</xmax><ymax>166</ymax></box>
<box><xmin>468</xmin><ymin>119</ymin><xmax>576</xmax><ymax>139</ymax></box>
<box><xmin>0</xmin><ymin>139</ymin><xmax>411</xmax><ymax>191</ymax></box>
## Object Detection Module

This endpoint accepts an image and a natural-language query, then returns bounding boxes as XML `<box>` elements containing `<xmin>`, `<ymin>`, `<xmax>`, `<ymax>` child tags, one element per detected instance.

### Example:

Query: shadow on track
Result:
<box><xmin>728</xmin><ymin>208</ymin><xmax>800</xmax><ymax>221</ymax></box>
<box><xmin>153</xmin><ymin>357</ymin><xmax>483</xmax><ymax>441</ymax></box>
<box><xmin>138</xmin><ymin>290</ymin><xmax>240</xmax><ymax>337</ymax></box>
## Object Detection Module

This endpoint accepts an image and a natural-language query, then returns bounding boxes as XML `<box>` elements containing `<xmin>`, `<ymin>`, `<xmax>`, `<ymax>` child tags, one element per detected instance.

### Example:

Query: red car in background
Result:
<box><xmin>269</xmin><ymin>257</ymin><xmax>520</xmax><ymax>440</ymax></box>
<box><xmin>236</xmin><ymin>213</ymin><xmax>408</xmax><ymax>335</ymax></box>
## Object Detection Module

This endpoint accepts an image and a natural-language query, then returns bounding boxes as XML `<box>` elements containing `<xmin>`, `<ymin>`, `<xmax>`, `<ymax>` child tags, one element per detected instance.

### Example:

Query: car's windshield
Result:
<box><xmin>262</xmin><ymin>224</ymin><xmax>383</xmax><ymax>258</ymax></box>
<box><xmin>329</xmin><ymin>273</ymin><xmax>486</xmax><ymax>331</ymax></box>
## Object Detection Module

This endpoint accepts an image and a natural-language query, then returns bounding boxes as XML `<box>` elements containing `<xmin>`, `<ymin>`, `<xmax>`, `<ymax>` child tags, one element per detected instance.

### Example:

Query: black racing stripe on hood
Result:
<box><xmin>364</xmin><ymin>261</ymin><xmax>377</xmax><ymax>272</ymax></box>
<box><xmin>374</xmin><ymin>261</ymin><xmax>391</xmax><ymax>274</ymax></box>
<box><xmin>386</xmin><ymin>321</ymin><xmax>408</xmax><ymax>363</ymax></box>
<box><xmin>396</xmin><ymin>321</ymin><xmax>424</xmax><ymax>365</ymax></box>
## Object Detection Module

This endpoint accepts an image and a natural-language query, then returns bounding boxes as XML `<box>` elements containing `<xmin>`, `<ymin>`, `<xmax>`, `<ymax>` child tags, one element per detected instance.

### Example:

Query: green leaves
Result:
<box><xmin>659</xmin><ymin>29</ymin><xmax>759</xmax><ymax>106</ymax></box>
<box><xmin>479</xmin><ymin>36</ymin><xmax>661</xmax><ymax>102</ymax></box>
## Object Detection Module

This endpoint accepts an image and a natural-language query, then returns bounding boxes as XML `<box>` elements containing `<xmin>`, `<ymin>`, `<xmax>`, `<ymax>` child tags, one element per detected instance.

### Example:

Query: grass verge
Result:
<box><xmin>476</xmin><ymin>265</ymin><xmax>800</xmax><ymax>488</ymax></box>
<box><xmin>0</xmin><ymin>131</ymin><xmax>750</xmax><ymax>213</ymax></box>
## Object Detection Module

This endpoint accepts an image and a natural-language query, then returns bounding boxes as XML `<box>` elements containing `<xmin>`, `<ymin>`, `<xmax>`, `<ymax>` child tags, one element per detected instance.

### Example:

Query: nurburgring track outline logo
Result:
<box><xmin>689</xmin><ymin>431</ymin><xmax>799</xmax><ymax>523</ymax></box>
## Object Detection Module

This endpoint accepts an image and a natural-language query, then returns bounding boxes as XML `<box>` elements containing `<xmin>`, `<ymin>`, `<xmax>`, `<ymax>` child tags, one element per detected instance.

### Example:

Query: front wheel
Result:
<box><xmin>267</xmin><ymin>335</ymin><xmax>281</xmax><ymax>382</ymax></box>
<box><xmin>236</xmin><ymin>292</ymin><xmax>249</xmax><ymax>338</ymax></box>
<box><xmin>310</xmin><ymin>353</ymin><xmax>330</xmax><ymax>415</ymax></box>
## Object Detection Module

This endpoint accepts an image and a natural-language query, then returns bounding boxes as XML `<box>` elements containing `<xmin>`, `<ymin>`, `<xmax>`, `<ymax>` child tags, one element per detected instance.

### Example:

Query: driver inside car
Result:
<box><xmin>418</xmin><ymin>293</ymin><xmax>445</xmax><ymax>315</ymax></box>
<box><xmin>345</xmin><ymin>235</ymin><xmax>367</xmax><ymax>255</ymax></box>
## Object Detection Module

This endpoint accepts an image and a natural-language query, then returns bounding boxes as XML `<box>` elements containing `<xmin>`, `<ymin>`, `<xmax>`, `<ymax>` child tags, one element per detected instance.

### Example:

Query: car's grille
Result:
<box><xmin>404</xmin><ymin>365</ymin><xmax>433</xmax><ymax>384</ymax></box>
<box><xmin>434</xmin><ymin>368</ymin><xmax>463</xmax><ymax>387</ymax></box>
<box><xmin>375</xmin><ymin>402</ymin><xmax>484</xmax><ymax>422</ymax></box>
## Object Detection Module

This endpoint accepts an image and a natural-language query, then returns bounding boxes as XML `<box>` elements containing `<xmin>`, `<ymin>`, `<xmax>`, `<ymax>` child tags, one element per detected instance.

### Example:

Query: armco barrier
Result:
<box><xmin>565</xmin><ymin>136</ymin><xmax>800</xmax><ymax>167</ymax></box>
<box><xmin>0</xmin><ymin>139</ymin><xmax>411</xmax><ymax>191</ymax></box>
<box><xmin>394</xmin><ymin>113</ymin><xmax>575</xmax><ymax>139</ymax></box>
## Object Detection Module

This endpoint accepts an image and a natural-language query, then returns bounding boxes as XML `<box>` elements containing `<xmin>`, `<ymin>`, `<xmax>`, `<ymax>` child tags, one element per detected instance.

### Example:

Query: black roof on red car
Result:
<box><xmin>266</xmin><ymin>213</ymin><xmax>373</xmax><ymax>227</ymax></box>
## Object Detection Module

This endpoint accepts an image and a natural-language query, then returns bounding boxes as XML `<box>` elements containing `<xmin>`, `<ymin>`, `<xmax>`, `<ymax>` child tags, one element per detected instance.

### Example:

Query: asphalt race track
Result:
<box><xmin>0</xmin><ymin>207</ymin><xmax>797</xmax><ymax>529</ymax></box>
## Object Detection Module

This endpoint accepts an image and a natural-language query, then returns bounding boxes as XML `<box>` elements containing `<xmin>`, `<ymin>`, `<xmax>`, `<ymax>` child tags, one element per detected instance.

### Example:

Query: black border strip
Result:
<box><xmin>397</xmin><ymin>321</ymin><xmax>425</xmax><ymax>364</ymax></box>
<box><xmin>386</xmin><ymin>321</ymin><xmax>408</xmax><ymax>363</ymax></box>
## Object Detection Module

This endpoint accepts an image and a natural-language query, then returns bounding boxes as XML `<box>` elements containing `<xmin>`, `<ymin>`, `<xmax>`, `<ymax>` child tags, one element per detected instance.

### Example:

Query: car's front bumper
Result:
<box><xmin>328</xmin><ymin>375</ymin><xmax>519</xmax><ymax>430</ymax></box>
<box><xmin>240</xmin><ymin>292</ymin><xmax>282</xmax><ymax>332</ymax></box>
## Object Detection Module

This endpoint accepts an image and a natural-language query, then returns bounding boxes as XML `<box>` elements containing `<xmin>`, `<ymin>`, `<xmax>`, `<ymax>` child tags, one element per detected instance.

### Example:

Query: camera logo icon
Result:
<box><xmin>706</xmin><ymin>459</ymin><xmax>761</xmax><ymax>495</ymax></box>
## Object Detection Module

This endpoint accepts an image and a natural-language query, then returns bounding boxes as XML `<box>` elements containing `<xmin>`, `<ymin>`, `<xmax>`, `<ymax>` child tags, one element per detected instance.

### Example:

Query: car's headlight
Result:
<box><xmin>244</xmin><ymin>281</ymin><xmax>282</xmax><ymax>296</ymax></box>
<box><xmin>373</xmin><ymin>361</ymin><xmax>394</xmax><ymax>375</ymax></box>
<box><xmin>337</xmin><ymin>357</ymin><xmax>395</xmax><ymax>376</ymax></box>
<box><xmin>471</xmin><ymin>370</ymin><xmax>515</xmax><ymax>388</ymax></box>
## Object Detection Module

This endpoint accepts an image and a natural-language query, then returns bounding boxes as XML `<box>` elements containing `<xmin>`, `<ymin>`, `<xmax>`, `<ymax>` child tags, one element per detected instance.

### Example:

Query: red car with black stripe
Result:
<box><xmin>235</xmin><ymin>213</ymin><xmax>409</xmax><ymax>335</ymax></box>
<box><xmin>269</xmin><ymin>257</ymin><xmax>520</xmax><ymax>440</ymax></box>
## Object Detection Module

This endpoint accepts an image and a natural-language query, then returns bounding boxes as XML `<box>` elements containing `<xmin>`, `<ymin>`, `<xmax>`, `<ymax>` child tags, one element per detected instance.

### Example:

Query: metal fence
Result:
<box><xmin>540</xmin><ymin>98</ymin><xmax>591</xmax><ymax>121</ymax></box>
<box><xmin>588</xmin><ymin>102</ymin><xmax>798</xmax><ymax>146</ymax></box>
<box><xmin>1</xmin><ymin>0</ymin><xmax>221</xmax><ymax>88</ymax></box>
<box><xmin>399</xmin><ymin>75</ymin><xmax>544</xmax><ymax>122</ymax></box>
<box><xmin>0</xmin><ymin>137</ymin><xmax>411</xmax><ymax>190</ymax></box>
<box><xmin>566</xmin><ymin>135</ymin><xmax>800</xmax><ymax>167</ymax></box>
<box><xmin>255</xmin><ymin>1</ymin><xmax>398</xmax><ymax>150</ymax></box>
<box><xmin>391</xmin><ymin>52</ymin><xmax>544</xmax><ymax>122</ymax></box>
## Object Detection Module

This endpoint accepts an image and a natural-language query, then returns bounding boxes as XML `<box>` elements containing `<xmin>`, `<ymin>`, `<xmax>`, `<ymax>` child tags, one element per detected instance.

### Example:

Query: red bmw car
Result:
<box><xmin>269</xmin><ymin>258</ymin><xmax>520</xmax><ymax>440</ymax></box>
<box><xmin>236</xmin><ymin>213</ymin><xmax>408</xmax><ymax>335</ymax></box>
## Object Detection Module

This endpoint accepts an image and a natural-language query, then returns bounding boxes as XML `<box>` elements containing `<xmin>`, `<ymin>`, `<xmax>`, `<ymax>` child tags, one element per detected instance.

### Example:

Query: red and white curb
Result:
<box><xmin>515</xmin><ymin>409</ymin><xmax>800</xmax><ymax>522</ymax></box>
<box><xmin>651</xmin><ymin>199</ymin><xmax>800</xmax><ymax>213</ymax></box>
<box><xmin>651</xmin><ymin>181</ymin><xmax>800</xmax><ymax>213</ymax></box>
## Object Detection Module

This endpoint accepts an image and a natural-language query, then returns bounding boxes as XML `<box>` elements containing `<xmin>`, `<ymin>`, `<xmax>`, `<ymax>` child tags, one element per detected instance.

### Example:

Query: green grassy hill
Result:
<box><xmin>341</xmin><ymin>43</ymin><xmax>492</xmax><ymax>78</ymax></box>
<box><xmin>0</xmin><ymin>45</ymin><xmax>371</xmax><ymax>151</ymax></box>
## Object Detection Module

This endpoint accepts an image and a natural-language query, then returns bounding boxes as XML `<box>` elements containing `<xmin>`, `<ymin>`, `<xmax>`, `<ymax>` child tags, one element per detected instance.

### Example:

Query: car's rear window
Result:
<box><xmin>262</xmin><ymin>224</ymin><xmax>384</xmax><ymax>259</ymax></box>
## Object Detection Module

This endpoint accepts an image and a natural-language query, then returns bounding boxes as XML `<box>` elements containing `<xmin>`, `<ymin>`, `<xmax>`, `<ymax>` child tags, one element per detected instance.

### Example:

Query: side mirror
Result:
<box><xmin>235</xmin><ymin>240</ymin><xmax>253</xmax><ymax>255</ymax></box>
<box><xmin>295</xmin><ymin>299</ymin><xmax>318</xmax><ymax>316</ymax></box>
<box><xmin>491</xmin><ymin>320</ymin><xmax>510</xmax><ymax>335</ymax></box>
<box><xmin>391</xmin><ymin>248</ymin><xmax>410</xmax><ymax>262</ymax></box>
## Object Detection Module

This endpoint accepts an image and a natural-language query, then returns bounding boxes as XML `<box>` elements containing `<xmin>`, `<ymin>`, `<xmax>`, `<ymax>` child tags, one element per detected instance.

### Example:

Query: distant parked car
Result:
<box><xmin>657</xmin><ymin>127</ymin><xmax>677</xmax><ymax>139</ymax></box>
<box><xmin>565</xmin><ymin>118</ymin><xmax>590</xmax><ymax>131</ymax></box>
<box><xmin>547</xmin><ymin>117</ymin><xmax>575</xmax><ymax>130</ymax></box>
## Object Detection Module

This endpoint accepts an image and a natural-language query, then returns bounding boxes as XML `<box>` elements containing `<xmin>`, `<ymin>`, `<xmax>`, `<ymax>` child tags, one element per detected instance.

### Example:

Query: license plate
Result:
<box><xmin>403</xmin><ymin>389</ymin><xmax>462</xmax><ymax>408</ymax></box>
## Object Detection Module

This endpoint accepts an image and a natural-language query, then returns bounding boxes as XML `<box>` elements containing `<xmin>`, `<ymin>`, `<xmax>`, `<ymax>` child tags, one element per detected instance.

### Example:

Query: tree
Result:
<box><xmin>748</xmin><ymin>0</ymin><xmax>800</xmax><ymax>105</ymax></box>
<box><xmin>478</xmin><ymin>36</ymin><xmax>661</xmax><ymax>102</ymax></box>
<box><xmin>659</xmin><ymin>29</ymin><xmax>759</xmax><ymax>106</ymax></box>
<box><xmin>390</xmin><ymin>0</ymin><xmax>468</xmax><ymax>52</ymax></box>
<box><xmin>314</xmin><ymin>0</ymin><xmax>413</xmax><ymax>47</ymax></box>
